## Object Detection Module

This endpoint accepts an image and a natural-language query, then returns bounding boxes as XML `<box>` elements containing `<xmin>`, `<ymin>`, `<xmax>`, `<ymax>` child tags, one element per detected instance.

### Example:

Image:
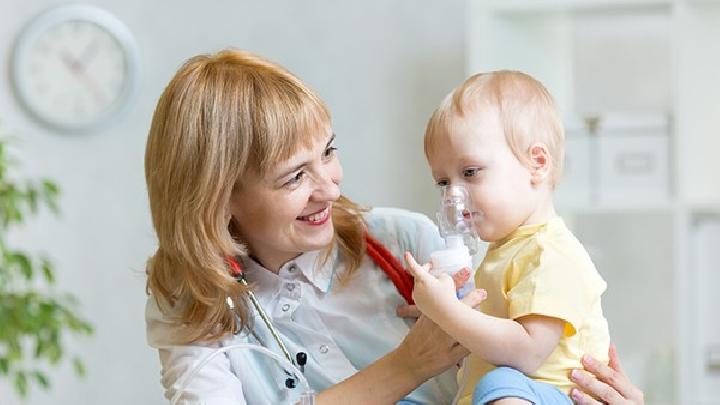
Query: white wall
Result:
<box><xmin>0</xmin><ymin>1</ymin><xmax>466</xmax><ymax>403</ymax></box>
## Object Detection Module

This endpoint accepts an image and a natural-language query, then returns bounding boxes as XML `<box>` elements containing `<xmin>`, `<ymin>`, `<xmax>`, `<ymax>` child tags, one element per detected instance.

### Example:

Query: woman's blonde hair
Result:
<box><xmin>145</xmin><ymin>49</ymin><xmax>366</xmax><ymax>344</ymax></box>
<box><xmin>425</xmin><ymin>70</ymin><xmax>565</xmax><ymax>185</ymax></box>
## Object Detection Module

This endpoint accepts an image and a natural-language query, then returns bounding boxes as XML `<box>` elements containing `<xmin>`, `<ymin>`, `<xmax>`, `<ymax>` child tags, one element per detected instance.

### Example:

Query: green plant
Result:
<box><xmin>0</xmin><ymin>138</ymin><xmax>93</xmax><ymax>397</ymax></box>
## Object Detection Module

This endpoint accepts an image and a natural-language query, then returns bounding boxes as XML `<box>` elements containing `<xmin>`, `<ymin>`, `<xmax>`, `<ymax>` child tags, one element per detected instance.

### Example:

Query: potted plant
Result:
<box><xmin>0</xmin><ymin>135</ymin><xmax>93</xmax><ymax>398</ymax></box>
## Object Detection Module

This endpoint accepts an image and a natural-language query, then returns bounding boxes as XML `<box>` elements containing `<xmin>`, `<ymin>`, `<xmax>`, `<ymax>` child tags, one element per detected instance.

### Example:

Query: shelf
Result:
<box><xmin>557</xmin><ymin>201</ymin><xmax>677</xmax><ymax>215</ymax></box>
<box><xmin>483</xmin><ymin>0</ymin><xmax>673</xmax><ymax>13</ymax></box>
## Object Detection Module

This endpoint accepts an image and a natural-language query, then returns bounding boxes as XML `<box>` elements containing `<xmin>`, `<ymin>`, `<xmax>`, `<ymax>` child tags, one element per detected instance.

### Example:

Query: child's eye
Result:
<box><xmin>436</xmin><ymin>179</ymin><xmax>449</xmax><ymax>187</ymax></box>
<box><xmin>323</xmin><ymin>146</ymin><xmax>338</xmax><ymax>160</ymax></box>
<box><xmin>463</xmin><ymin>167</ymin><xmax>482</xmax><ymax>177</ymax></box>
<box><xmin>285</xmin><ymin>171</ymin><xmax>305</xmax><ymax>188</ymax></box>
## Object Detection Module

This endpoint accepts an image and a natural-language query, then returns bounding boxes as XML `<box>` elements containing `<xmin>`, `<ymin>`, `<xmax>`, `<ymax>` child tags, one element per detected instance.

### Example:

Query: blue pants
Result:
<box><xmin>472</xmin><ymin>366</ymin><xmax>572</xmax><ymax>404</ymax></box>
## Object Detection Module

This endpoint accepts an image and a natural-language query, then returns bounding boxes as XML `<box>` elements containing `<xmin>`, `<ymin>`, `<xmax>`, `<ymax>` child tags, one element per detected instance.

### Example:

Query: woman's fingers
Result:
<box><xmin>570</xmin><ymin>369</ymin><xmax>624</xmax><ymax>404</ymax></box>
<box><xmin>396</xmin><ymin>304</ymin><xmax>421</xmax><ymax>319</ymax></box>
<box><xmin>570</xmin><ymin>388</ymin><xmax>604</xmax><ymax>405</ymax></box>
<box><xmin>581</xmin><ymin>354</ymin><xmax>634</xmax><ymax>400</ymax></box>
<box><xmin>605</xmin><ymin>345</ymin><xmax>644</xmax><ymax>403</ymax></box>
<box><xmin>608</xmin><ymin>343</ymin><xmax>625</xmax><ymax>374</ymax></box>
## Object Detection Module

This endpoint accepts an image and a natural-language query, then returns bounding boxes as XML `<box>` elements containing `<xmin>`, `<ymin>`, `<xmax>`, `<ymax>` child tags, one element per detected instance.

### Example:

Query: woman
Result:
<box><xmin>144</xmin><ymin>49</ymin><xmax>643</xmax><ymax>404</ymax></box>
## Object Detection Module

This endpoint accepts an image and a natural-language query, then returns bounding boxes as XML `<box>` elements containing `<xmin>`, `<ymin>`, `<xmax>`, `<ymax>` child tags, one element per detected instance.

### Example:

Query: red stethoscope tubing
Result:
<box><xmin>226</xmin><ymin>233</ymin><xmax>415</xmax><ymax>305</ymax></box>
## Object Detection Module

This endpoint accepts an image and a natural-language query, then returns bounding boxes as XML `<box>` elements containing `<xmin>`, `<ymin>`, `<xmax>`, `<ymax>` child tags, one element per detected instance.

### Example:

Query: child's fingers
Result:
<box><xmin>451</xmin><ymin>267</ymin><xmax>471</xmax><ymax>290</ymax></box>
<box><xmin>460</xmin><ymin>288</ymin><xmax>487</xmax><ymax>309</ymax></box>
<box><xmin>404</xmin><ymin>251</ymin><xmax>432</xmax><ymax>280</ymax></box>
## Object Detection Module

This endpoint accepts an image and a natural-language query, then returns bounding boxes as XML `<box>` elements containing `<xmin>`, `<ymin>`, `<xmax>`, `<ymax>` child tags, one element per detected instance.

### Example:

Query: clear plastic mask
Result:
<box><xmin>436</xmin><ymin>184</ymin><xmax>479</xmax><ymax>255</ymax></box>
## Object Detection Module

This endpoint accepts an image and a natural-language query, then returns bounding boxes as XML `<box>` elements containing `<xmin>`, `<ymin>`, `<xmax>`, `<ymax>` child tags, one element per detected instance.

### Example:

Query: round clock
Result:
<box><xmin>11</xmin><ymin>5</ymin><xmax>139</xmax><ymax>133</ymax></box>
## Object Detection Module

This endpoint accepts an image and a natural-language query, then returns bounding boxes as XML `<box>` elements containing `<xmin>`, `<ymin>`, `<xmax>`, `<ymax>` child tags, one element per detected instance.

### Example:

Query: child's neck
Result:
<box><xmin>522</xmin><ymin>195</ymin><xmax>557</xmax><ymax>227</ymax></box>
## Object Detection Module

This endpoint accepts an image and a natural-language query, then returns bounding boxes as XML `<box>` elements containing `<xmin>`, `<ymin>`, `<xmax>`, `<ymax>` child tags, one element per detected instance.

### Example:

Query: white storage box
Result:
<box><xmin>597</xmin><ymin>128</ymin><xmax>670</xmax><ymax>205</ymax></box>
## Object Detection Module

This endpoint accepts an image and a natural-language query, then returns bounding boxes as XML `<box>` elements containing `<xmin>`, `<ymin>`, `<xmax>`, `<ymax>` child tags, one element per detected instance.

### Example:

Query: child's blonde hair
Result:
<box><xmin>425</xmin><ymin>70</ymin><xmax>565</xmax><ymax>186</ymax></box>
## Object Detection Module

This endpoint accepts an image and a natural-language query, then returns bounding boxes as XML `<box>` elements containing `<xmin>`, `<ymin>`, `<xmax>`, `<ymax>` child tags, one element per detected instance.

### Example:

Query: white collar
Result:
<box><xmin>240</xmin><ymin>246</ymin><xmax>337</xmax><ymax>294</ymax></box>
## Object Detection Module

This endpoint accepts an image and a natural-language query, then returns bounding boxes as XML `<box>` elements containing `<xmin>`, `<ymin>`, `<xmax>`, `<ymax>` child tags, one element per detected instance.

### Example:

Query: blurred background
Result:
<box><xmin>0</xmin><ymin>0</ymin><xmax>718</xmax><ymax>404</ymax></box>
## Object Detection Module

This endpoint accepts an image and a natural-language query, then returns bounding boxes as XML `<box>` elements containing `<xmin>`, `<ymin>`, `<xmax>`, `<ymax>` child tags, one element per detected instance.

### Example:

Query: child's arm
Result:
<box><xmin>405</xmin><ymin>252</ymin><xmax>564</xmax><ymax>374</ymax></box>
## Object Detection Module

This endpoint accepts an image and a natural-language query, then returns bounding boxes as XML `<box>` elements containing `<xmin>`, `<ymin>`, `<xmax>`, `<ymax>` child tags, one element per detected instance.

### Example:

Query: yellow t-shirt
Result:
<box><xmin>456</xmin><ymin>217</ymin><xmax>610</xmax><ymax>405</ymax></box>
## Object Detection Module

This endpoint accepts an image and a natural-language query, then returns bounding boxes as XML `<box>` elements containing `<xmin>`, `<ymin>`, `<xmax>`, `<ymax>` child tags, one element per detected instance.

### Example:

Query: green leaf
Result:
<box><xmin>0</xmin><ymin>357</ymin><xmax>8</xmax><ymax>374</ymax></box>
<box><xmin>41</xmin><ymin>257</ymin><xmax>55</xmax><ymax>284</ymax></box>
<box><xmin>26</xmin><ymin>184</ymin><xmax>39</xmax><ymax>213</ymax></box>
<box><xmin>72</xmin><ymin>357</ymin><xmax>86</xmax><ymax>377</ymax></box>
<box><xmin>14</xmin><ymin>370</ymin><xmax>28</xmax><ymax>397</ymax></box>
<box><xmin>33</xmin><ymin>370</ymin><xmax>50</xmax><ymax>390</ymax></box>
<box><xmin>10</xmin><ymin>253</ymin><xmax>32</xmax><ymax>280</ymax></box>
<box><xmin>41</xmin><ymin>180</ymin><xmax>60</xmax><ymax>214</ymax></box>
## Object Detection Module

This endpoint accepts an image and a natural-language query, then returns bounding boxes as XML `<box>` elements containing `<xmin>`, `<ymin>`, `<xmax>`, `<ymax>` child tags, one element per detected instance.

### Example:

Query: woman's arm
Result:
<box><xmin>314</xmin><ymin>288</ymin><xmax>487</xmax><ymax>405</ymax></box>
<box><xmin>570</xmin><ymin>344</ymin><xmax>645</xmax><ymax>405</ymax></box>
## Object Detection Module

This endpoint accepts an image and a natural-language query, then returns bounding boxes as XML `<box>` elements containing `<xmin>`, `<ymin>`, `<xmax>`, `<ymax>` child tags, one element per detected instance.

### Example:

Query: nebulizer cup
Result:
<box><xmin>431</xmin><ymin>184</ymin><xmax>479</xmax><ymax>298</ymax></box>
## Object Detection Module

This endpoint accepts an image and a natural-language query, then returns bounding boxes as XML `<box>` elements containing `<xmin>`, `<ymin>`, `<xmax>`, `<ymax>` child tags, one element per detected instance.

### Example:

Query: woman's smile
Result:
<box><xmin>297</xmin><ymin>206</ymin><xmax>331</xmax><ymax>225</ymax></box>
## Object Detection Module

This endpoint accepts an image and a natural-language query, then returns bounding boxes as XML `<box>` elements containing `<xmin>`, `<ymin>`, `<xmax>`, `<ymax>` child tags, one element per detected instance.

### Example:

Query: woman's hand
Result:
<box><xmin>570</xmin><ymin>344</ymin><xmax>644</xmax><ymax>404</ymax></box>
<box><xmin>397</xmin><ymin>266</ymin><xmax>471</xmax><ymax>319</ymax></box>
<box><xmin>394</xmin><ymin>288</ymin><xmax>487</xmax><ymax>381</ymax></box>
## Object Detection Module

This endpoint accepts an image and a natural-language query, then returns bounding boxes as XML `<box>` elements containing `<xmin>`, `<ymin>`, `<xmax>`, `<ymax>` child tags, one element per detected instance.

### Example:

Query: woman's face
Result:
<box><xmin>229</xmin><ymin>131</ymin><xmax>342</xmax><ymax>271</ymax></box>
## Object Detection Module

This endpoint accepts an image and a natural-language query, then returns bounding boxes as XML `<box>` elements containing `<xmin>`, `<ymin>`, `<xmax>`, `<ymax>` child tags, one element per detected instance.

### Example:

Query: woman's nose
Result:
<box><xmin>310</xmin><ymin>165</ymin><xmax>342</xmax><ymax>201</ymax></box>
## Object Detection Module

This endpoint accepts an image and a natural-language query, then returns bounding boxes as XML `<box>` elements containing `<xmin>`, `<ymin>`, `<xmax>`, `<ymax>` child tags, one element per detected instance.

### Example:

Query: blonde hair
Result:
<box><xmin>425</xmin><ymin>70</ymin><xmax>565</xmax><ymax>185</ymax></box>
<box><xmin>145</xmin><ymin>49</ymin><xmax>366</xmax><ymax>344</ymax></box>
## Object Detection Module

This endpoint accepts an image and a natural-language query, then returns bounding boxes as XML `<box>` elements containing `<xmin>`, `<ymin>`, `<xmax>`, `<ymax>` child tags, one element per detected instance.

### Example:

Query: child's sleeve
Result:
<box><xmin>506</xmin><ymin>240</ymin><xmax>606</xmax><ymax>336</ymax></box>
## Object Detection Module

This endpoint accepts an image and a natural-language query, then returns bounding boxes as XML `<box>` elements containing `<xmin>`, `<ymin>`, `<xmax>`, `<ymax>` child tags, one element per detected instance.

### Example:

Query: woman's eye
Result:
<box><xmin>323</xmin><ymin>146</ymin><xmax>338</xmax><ymax>160</ymax></box>
<box><xmin>285</xmin><ymin>171</ymin><xmax>305</xmax><ymax>187</ymax></box>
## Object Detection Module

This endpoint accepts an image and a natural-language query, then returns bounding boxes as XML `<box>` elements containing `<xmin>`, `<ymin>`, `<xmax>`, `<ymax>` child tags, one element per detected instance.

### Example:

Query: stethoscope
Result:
<box><xmin>226</xmin><ymin>255</ymin><xmax>308</xmax><ymax>389</ymax></box>
<box><xmin>224</xmin><ymin>233</ymin><xmax>415</xmax><ymax>390</ymax></box>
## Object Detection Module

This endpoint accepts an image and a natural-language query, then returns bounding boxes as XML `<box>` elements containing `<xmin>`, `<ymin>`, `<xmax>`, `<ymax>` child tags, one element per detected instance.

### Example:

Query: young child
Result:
<box><xmin>405</xmin><ymin>71</ymin><xmax>610</xmax><ymax>405</ymax></box>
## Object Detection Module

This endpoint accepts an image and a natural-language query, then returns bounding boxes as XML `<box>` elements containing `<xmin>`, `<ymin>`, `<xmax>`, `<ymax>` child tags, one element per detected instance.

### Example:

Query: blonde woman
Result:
<box><xmin>144</xmin><ymin>49</ymin><xmax>643</xmax><ymax>404</ymax></box>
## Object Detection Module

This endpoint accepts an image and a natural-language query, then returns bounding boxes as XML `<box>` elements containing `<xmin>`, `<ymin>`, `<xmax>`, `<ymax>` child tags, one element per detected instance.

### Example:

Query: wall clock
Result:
<box><xmin>11</xmin><ymin>5</ymin><xmax>139</xmax><ymax>133</ymax></box>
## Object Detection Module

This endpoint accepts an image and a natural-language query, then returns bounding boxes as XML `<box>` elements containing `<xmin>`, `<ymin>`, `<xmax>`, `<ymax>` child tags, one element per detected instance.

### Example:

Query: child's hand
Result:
<box><xmin>397</xmin><ymin>268</ymin><xmax>472</xmax><ymax>319</ymax></box>
<box><xmin>404</xmin><ymin>251</ymin><xmax>459</xmax><ymax>317</ymax></box>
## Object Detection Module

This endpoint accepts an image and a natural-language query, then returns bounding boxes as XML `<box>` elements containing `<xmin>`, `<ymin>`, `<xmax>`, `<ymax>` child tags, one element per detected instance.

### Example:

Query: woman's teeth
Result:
<box><xmin>298</xmin><ymin>208</ymin><xmax>328</xmax><ymax>222</ymax></box>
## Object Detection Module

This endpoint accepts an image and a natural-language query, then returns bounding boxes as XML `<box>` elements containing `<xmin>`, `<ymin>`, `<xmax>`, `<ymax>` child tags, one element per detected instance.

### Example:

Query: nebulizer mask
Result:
<box><xmin>431</xmin><ymin>184</ymin><xmax>479</xmax><ymax>298</ymax></box>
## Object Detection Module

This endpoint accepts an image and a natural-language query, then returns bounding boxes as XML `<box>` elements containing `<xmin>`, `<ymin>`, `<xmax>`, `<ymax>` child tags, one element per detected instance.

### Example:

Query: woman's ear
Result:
<box><xmin>528</xmin><ymin>143</ymin><xmax>551</xmax><ymax>186</ymax></box>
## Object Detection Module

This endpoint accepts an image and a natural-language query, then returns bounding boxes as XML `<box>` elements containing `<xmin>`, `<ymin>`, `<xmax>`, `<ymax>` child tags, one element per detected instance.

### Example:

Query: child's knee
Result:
<box><xmin>472</xmin><ymin>367</ymin><xmax>536</xmax><ymax>405</ymax></box>
<box><xmin>487</xmin><ymin>399</ymin><xmax>532</xmax><ymax>405</ymax></box>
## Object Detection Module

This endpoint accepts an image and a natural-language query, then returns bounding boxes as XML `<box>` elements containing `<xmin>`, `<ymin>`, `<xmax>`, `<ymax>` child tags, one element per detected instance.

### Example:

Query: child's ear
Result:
<box><xmin>528</xmin><ymin>143</ymin><xmax>551</xmax><ymax>186</ymax></box>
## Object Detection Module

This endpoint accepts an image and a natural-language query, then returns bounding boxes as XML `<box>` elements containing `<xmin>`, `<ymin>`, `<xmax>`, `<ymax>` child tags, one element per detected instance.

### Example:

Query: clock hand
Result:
<box><xmin>79</xmin><ymin>38</ymin><xmax>99</xmax><ymax>65</ymax></box>
<box><xmin>60</xmin><ymin>51</ymin><xmax>106</xmax><ymax>104</ymax></box>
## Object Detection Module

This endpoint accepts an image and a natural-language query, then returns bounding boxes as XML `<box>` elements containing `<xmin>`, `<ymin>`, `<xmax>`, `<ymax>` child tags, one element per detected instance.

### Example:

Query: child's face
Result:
<box><xmin>427</xmin><ymin>107</ymin><xmax>540</xmax><ymax>242</ymax></box>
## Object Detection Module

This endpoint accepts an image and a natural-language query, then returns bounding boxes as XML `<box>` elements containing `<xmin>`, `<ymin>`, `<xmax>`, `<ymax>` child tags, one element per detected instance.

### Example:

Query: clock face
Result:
<box><xmin>12</xmin><ymin>6</ymin><xmax>138</xmax><ymax>132</ymax></box>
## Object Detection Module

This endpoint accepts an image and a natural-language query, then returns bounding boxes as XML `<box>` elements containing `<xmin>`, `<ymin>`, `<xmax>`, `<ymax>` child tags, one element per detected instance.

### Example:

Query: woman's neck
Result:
<box><xmin>250</xmin><ymin>251</ymin><xmax>303</xmax><ymax>274</ymax></box>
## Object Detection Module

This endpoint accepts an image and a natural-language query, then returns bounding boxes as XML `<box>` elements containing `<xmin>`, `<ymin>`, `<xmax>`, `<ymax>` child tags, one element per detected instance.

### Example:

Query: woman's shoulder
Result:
<box><xmin>363</xmin><ymin>207</ymin><xmax>443</xmax><ymax>263</ymax></box>
<box><xmin>364</xmin><ymin>207</ymin><xmax>437</xmax><ymax>230</ymax></box>
<box><xmin>145</xmin><ymin>294</ymin><xmax>200</xmax><ymax>349</ymax></box>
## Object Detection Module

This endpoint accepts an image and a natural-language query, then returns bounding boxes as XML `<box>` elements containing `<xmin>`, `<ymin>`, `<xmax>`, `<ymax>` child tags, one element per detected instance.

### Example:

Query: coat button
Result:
<box><xmin>319</xmin><ymin>345</ymin><xmax>329</xmax><ymax>354</ymax></box>
<box><xmin>281</xmin><ymin>304</ymin><xmax>291</xmax><ymax>312</ymax></box>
